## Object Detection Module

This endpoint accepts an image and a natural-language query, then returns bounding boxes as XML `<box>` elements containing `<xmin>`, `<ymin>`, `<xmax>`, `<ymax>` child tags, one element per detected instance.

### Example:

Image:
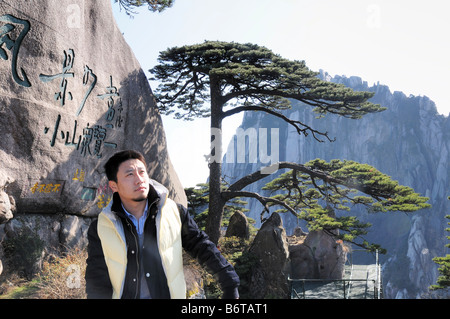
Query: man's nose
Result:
<box><xmin>135</xmin><ymin>173</ymin><xmax>146</xmax><ymax>183</ymax></box>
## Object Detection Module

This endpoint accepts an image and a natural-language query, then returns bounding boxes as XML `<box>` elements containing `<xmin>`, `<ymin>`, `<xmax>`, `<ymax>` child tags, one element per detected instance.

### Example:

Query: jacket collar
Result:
<box><xmin>108</xmin><ymin>179</ymin><xmax>170</xmax><ymax>219</ymax></box>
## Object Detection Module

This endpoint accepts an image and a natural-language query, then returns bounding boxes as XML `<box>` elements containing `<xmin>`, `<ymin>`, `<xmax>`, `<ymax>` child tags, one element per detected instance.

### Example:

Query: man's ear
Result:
<box><xmin>109</xmin><ymin>180</ymin><xmax>118</xmax><ymax>193</ymax></box>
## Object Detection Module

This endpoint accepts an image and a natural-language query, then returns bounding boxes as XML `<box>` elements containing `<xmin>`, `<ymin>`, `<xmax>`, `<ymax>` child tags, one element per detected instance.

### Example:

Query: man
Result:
<box><xmin>85</xmin><ymin>150</ymin><xmax>239</xmax><ymax>299</ymax></box>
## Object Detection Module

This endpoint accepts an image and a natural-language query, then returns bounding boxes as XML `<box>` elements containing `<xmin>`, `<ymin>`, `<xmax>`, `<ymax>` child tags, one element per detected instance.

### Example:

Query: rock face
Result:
<box><xmin>225</xmin><ymin>210</ymin><xmax>250</xmax><ymax>239</ymax></box>
<box><xmin>222</xmin><ymin>71</ymin><xmax>450</xmax><ymax>298</ymax></box>
<box><xmin>0</xmin><ymin>0</ymin><xmax>187</xmax><ymax>279</ymax></box>
<box><xmin>243</xmin><ymin>214</ymin><xmax>348</xmax><ymax>298</ymax></box>
<box><xmin>0</xmin><ymin>184</ymin><xmax>15</xmax><ymax>224</ymax></box>
<box><xmin>0</xmin><ymin>0</ymin><xmax>186</xmax><ymax>218</ymax></box>
<box><xmin>289</xmin><ymin>230</ymin><xmax>347</xmax><ymax>280</ymax></box>
<box><xmin>248</xmin><ymin>213</ymin><xmax>290</xmax><ymax>298</ymax></box>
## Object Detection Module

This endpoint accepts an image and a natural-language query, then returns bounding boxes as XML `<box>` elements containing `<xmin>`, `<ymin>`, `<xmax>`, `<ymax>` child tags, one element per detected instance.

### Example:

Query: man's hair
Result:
<box><xmin>104</xmin><ymin>150</ymin><xmax>147</xmax><ymax>182</ymax></box>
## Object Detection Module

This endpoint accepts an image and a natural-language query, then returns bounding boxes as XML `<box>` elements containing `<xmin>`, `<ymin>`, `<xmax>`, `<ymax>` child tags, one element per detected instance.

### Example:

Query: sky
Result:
<box><xmin>111</xmin><ymin>0</ymin><xmax>450</xmax><ymax>188</ymax></box>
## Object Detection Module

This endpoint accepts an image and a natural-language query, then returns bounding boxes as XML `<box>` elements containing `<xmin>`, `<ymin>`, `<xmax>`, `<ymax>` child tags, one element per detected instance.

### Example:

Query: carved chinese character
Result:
<box><xmin>0</xmin><ymin>14</ymin><xmax>31</xmax><ymax>87</ymax></box>
<box><xmin>30</xmin><ymin>182</ymin><xmax>39</xmax><ymax>194</ymax></box>
<box><xmin>52</xmin><ymin>184</ymin><xmax>62</xmax><ymax>193</ymax></box>
<box><xmin>115</xmin><ymin>97</ymin><xmax>124</xmax><ymax>128</ymax></box>
<box><xmin>92</xmin><ymin>125</ymin><xmax>107</xmax><ymax>158</ymax></box>
<box><xmin>43</xmin><ymin>184</ymin><xmax>53</xmax><ymax>193</ymax></box>
<box><xmin>76</xmin><ymin>65</ymin><xmax>97</xmax><ymax>116</ymax></box>
<box><xmin>97</xmin><ymin>75</ymin><xmax>119</xmax><ymax>127</ymax></box>
<box><xmin>62</xmin><ymin>119</ymin><xmax>81</xmax><ymax>148</ymax></box>
<box><xmin>80</xmin><ymin>123</ymin><xmax>93</xmax><ymax>157</ymax></box>
<box><xmin>43</xmin><ymin>114</ymin><xmax>62</xmax><ymax>147</ymax></box>
<box><xmin>73</xmin><ymin>169</ymin><xmax>85</xmax><ymax>182</ymax></box>
<box><xmin>39</xmin><ymin>49</ymin><xmax>75</xmax><ymax>106</ymax></box>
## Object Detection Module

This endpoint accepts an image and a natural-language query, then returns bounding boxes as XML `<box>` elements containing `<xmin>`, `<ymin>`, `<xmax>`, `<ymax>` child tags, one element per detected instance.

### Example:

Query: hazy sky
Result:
<box><xmin>112</xmin><ymin>0</ymin><xmax>450</xmax><ymax>187</ymax></box>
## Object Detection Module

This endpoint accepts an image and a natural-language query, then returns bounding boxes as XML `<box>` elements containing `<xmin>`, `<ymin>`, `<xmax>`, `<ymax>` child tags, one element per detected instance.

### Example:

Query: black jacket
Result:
<box><xmin>85</xmin><ymin>184</ymin><xmax>240</xmax><ymax>299</ymax></box>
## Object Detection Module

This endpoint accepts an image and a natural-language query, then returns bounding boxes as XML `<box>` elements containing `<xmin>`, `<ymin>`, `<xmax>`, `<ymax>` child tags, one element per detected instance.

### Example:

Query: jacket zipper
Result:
<box><xmin>126</xmin><ymin>221</ymin><xmax>140</xmax><ymax>299</ymax></box>
<box><xmin>128</xmin><ymin>198</ymin><xmax>159</xmax><ymax>299</ymax></box>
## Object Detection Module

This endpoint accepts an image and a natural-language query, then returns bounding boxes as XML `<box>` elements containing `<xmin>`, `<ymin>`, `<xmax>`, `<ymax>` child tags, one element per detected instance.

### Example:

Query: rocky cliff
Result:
<box><xmin>221</xmin><ymin>71</ymin><xmax>450</xmax><ymax>298</ymax></box>
<box><xmin>0</xmin><ymin>0</ymin><xmax>186</xmax><ymax>215</ymax></box>
<box><xmin>0</xmin><ymin>0</ymin><xmax>185</xmax><ymax>260</ymax></box>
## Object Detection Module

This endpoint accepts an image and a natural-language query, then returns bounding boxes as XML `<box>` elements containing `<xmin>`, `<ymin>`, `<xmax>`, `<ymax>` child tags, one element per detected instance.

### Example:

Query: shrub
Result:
<box><xmin>37</xmin><ymin>247</ymin><xmax>87</xmax><ymax>299</ymax></box>
<box><xmin>203</xmin><ymin>236</ymin><xmax>256</xmax><ymax>299</ymax></box>
<box><xmin>2</xmin><ymin>226</ymin><xmax>45</xmax><ymax>280</ymax></box>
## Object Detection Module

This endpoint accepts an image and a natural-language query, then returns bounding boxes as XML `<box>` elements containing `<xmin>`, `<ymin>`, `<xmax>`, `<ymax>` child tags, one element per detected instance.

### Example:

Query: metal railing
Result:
<box><xmin>288</xmin><ymin>250</ymin><xmax>382</xmax><ymax>299</ymax></box>
<box><xmin>288</xmin><ymin>277</ymin><xmax>380</xmax><ymax>299</ymax></box>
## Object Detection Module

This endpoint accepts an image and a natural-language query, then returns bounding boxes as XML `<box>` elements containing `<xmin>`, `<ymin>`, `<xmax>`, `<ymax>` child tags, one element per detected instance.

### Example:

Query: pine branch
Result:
<box><xmin>227</xmin><ymin>162</ymin><xmax>338</xmax><ymax>193</ymax></box>
<box><xmin>221</xmin><ymin>190</ymin><xmax>299</xmax><ymax>220</ymax></box>
<box><xmin>226</xmin><ymin>160</ymin><xmax>430</xmax><ymax>212</ymax></box>
<box><xmin>222</xmin><ymin>105</ymin><xmax>334</xmax><ymax>142</ymax></box>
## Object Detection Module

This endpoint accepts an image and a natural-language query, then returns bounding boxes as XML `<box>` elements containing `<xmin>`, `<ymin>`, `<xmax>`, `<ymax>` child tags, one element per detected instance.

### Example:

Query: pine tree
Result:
<box><xmin>185</xmin><ymin>183</ymin><xmax>250</xmax><ymax>232</ymax></box>
<box><xmin>115</xmin><ymin>0</ymin><xmax>174</xmax><ymax>15</ymax></box>
<box><xmin>259</xmin><ymin>159</ymin><xmax>430</xmax><ymax>252</ymax></box>
<box><xmin>430</xmin><ymin>197</ymin><xmax>450</xmax><ymax>290</ymax></box>
<box><xmin>150</xmin><ymin>41</ymin><xmax>425</xmax><ymax>244</ymax></box>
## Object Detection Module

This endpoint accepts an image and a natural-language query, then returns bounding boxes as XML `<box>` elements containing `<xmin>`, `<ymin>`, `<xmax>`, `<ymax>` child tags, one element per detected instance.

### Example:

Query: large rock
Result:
<box><xmin>0</xmin><ymin>182</ymin><xmax>15</xmax><ymax>224</ymax></box>
<box><xmin>289</xmin><ymin>242</ymin><xmax>318</xmax><ymax>279</ymax></box>
<box><xmin>248</xmin><ymin>213</ymin><xmax>289</xmax><ymax>298</ymax></box>
<box><xmin>0</xmin><ymin>0</ymin><xmax>186</xmax><ymax>218</ymax></box>
<box><xmin>4</xmin><ymin>214</ymin><xmax>61</xmax><ymax>255</ymax></box>
<box><xmin>59</xmin><ymin>214</ymin><xmax>91</xmax><ymax>250</ymax></box>
<box><xmin>225</xmin><ymin>210</ymin><xmax>249</xmax><ymax>239</ymax></box>
<box><xmin>290</xmin><ymin>230</ymin><xmax>347</xmax><ymax>280</ymax></box>
<box><xmin>0</xmin><ymin>183</ymin><xmax>14</xmax><ymax>271</ymax></box>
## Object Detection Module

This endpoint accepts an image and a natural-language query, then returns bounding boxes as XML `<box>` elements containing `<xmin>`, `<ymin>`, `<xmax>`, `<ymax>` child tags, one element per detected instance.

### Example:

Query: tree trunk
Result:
<box><xmin>205</xmin><ymin>75</ymin><xmax>225</xmax><ymax>244</ymax></box>
<box><xmin>207</xmin><ymin>161</ymin><xmax>225</xmax><ymax>245</ymax></box>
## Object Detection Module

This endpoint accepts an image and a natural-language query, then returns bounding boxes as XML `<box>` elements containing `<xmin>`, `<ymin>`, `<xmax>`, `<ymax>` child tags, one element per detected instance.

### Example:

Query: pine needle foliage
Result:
<box><xmin>151</xmin><ymin>41</ymin><xmax>384</xmax><ymax>127</ymax></box>
<box><xmin>262</xmin><ymin>159</ymin><xmax>431</xmax><ymax>252</ymax></box>
<box><xmin>115</xmin><ymin>0</ymin><xmax>174</xmax><ymax>15</ymax></box>
<box><xmin>431</xmin><ymin>197</ymin><xmax>450</xmax><ymax>290</ymax></box>
<box><xmin>150</xmin><ymin>40</ymin><xmax>385</xmax><ymax>243</ymax></box>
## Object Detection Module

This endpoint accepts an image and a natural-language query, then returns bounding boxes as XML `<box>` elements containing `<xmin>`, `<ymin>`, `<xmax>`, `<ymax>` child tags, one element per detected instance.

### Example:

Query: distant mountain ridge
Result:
<box><xmin>221</xmin><ymin>71</ymin><xmax>450</xmax><ymax>298</ymax></box>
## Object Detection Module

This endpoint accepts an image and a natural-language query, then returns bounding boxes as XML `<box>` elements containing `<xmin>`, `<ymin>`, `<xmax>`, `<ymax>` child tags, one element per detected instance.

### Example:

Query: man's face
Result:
<box><xmin>108</xmin><ymin>159</ymin><xmax>150</xmax><ymax>202</ymax></box>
